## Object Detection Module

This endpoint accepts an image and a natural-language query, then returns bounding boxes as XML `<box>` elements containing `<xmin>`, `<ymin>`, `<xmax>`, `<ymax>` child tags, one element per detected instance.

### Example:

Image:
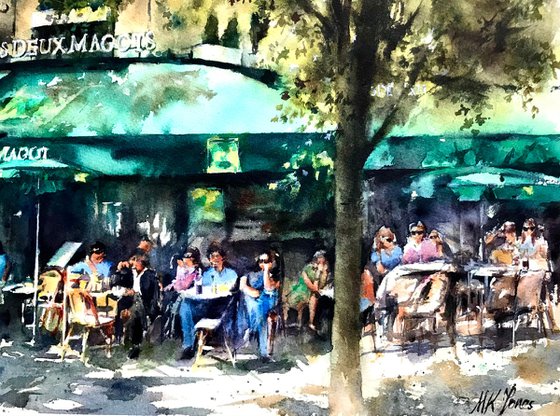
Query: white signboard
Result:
<box><xmin>0</xmin><ymin>31</ymin><xmax>155</xmax><ymax>59</ymax></box>
<box><xmin>0</xmin><ymin>146</ymin><xmax>49</xmax><ymax>162</ymax></box>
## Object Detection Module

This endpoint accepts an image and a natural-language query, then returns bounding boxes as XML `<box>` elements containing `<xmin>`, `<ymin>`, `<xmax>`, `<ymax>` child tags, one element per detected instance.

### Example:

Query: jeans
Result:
<box><xmin>244</xmin><ymin>291</ymin><xmax>278</xmax><ymax>357</ymax></box>
<box><xmin>179</xmin><ymin>295</ymin><xmax>231</xmax><ymax>350</ymax></box>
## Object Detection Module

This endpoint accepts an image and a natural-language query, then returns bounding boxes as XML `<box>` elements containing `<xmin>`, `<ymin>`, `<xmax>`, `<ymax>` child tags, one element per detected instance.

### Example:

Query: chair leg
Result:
<box><xmin>538</xmin><ymin>310</ymin><xmax>548</xmax><ymax>339</ymax></box>
<box><xmin>106</xmin><ymin>325</ymin><xmax>114</xmax><ymax>358</ymax></box>
<box><xmin>267</xmin><ymin>313</ymin><xmax>277</xmax><ymax>356</ymax></box>
<box><xmin>512</xmin><ymin>316</ymin><xmax>519</xmax><ymax>347</ymax></box>
<box><xmin>194</xmin><ymin>329</ymin><xmax>207</xmax><ymax>366</ymax></box>
<box><xmin>81</xmin><ymin>329</ymin><xmax>90</xmax><ymax>363</ymax></box>
<box><xmin>224</xmin><ymin>336</ymin><xmax>236</xmax><ymax>368</ymax></box>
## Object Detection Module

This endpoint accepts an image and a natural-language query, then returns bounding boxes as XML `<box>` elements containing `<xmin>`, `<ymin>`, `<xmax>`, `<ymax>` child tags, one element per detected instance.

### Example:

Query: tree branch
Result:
<box><xmin>383</xmin><ymin>1</ymin><xmax>423</xmax><ymax>60</ymax></box>
<box><xmin>291</xmin><ymin>0</ymin><xmax>336</xmax><ymax>41</ymax></box>
<box><xmin>330</xmin><ymin>0</ymin><xmax>352</xmax><ymax>63</ymax></box>
<box><xmin>368</xmin><ymin>48</ymin><xmax>429</xmax><ymax>152</ymax></box>
<box><xmin>428</xmin><ymin>74</ymin><xmax>519</xmax><ymax>94</ymax></box>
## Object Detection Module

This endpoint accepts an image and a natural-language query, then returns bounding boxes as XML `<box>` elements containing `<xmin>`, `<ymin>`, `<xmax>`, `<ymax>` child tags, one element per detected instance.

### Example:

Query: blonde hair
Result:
<box><xmin>374</xmin><ymin>226</ymin><xmax>397</xmax><ymax>252</ymax></box>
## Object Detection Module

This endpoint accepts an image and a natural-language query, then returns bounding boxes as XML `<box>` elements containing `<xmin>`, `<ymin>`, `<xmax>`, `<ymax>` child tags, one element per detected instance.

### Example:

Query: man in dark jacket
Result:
<box><xmin>112</xmin><ymin>249</ymin><xmax>160</xmax><ymax>359</ymax></box>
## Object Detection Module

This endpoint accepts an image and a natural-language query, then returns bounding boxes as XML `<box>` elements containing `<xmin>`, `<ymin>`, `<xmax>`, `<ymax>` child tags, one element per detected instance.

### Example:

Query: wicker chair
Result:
<box><xmin>62</xmin><ymin>288</ymin><xmax>115</xmax><ymax>362</ymax></box>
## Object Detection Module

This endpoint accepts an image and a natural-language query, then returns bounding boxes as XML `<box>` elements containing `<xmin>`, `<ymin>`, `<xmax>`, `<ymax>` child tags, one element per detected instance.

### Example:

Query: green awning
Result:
<box><xmin>365</xmin><ymin>135</ymin><xmax>560</xmax><ymax>173</ymax></box>
<box><xmin>0</xmin><ymin>133</ymin><xmax>330</xmax><ymax>177</ymax></box>
<box><xmin>409</xmin><ymin>166</ymin><xmax>560</xmax><ymax>201</ymax></box>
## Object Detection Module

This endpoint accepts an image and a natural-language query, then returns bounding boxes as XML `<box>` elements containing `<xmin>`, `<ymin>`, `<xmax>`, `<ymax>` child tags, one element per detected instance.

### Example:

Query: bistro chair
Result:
<box><xmin>485</xmin><ymin>271</ymin><xmax>518</xmax><ymax>328</ymax></box>
<box><xmin>62</xmin><ymin>288</ymin><xmax>115</xmax><ymax>363</ymax></box>
<box><xmin>512</xmin><ymin>270</ymin><xmax>551</xmax><ymax>346</ymax></box>
<box><xmin>193</xmin><ymin>295</ymin><xmax>239</xmax><ymax>367</ymax></box>
<box><xmin>454</xmin><ymin>279</ymin><xmax>485</xmax><ymax>338</ymax></box>
<box><xmin>38</xmin><ymin>269</ymin><xmax>65</xmax><ymax>336</ymax></box>
<box><xmin>398</xmin><ymin>272</ymin><xmax>450</xmax><ymax>350</ymax></box>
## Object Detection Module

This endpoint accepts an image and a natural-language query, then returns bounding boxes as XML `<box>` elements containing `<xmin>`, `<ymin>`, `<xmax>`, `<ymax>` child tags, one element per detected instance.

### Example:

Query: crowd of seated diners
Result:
<box><xmin>4</xmin><ymin>215</ymin><xmax>554</xmax><ymax>362</ymax></box>
<box><xmin>362</xmin><ymin>217</ymin><xmax>555</xmax><ymax>345</ymax></box>
<box><xmin>25</xmin><ymin>235</ymin><xmax>333</xmax><ymax>363</ymax></box>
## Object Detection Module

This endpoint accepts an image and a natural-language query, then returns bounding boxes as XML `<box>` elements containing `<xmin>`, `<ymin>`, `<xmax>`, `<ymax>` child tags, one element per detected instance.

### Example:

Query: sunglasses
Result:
<box><xmin>523</xmin><ymin>226</ymin><xmax>536</xmax><ymax>231</ymax></box>
<box><xmin>429</xmin><ymin>235</ymin><xmax>439</xmax><ymax>239</ymax></box>
<box><xmin>258</xmin><ymin>259</ymin><xmax>270</xmax><ymax>264</ymax></box>
<box><xmin>410</xmin><ymin>230</ymin><xmax>424</xmax><ymax>235</ymax></box>
<box><xmin>380</xmin><ymin>236</ymin><xmax>393</xmax><ymax>243</ymax></box>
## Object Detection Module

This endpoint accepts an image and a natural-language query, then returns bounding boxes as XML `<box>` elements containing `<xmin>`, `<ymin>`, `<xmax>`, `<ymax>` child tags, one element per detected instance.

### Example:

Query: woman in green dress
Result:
<box><xmin>284</xmin><ymin>250</ymin><xmax>331</xmax><ymax>330</ymax></box>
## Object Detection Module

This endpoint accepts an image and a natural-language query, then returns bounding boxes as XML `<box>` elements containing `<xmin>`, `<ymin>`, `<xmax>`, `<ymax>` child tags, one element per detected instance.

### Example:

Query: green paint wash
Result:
<box><xmin>206</xmin><ymin>137</ymin><xmax>241</xmax><ymax>174</ymax></box>
<box><xmin>189</xmin><ymin>188</ymin><xmax>225</xmax><ymax>224</ymax></box>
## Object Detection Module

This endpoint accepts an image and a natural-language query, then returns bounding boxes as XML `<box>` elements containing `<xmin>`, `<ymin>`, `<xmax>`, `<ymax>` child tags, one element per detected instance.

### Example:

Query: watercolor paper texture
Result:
<box><xmin>0</xmin><ymin>1</ymin><xmax>559</xmax><ymax>415</ymax></box>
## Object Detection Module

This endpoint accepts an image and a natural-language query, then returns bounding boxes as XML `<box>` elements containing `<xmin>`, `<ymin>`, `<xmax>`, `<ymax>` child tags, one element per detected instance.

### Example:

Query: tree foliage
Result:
<box><xmin>253</xmin><ymin>0</ymin><xmax>559</xmax><ymax>141</ymax></box>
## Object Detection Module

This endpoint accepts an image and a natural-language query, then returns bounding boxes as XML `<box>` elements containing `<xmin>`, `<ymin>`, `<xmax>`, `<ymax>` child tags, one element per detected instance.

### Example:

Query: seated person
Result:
<box><xmin>239</xmin><ymin>250</ymin><xmax>281</xmax><ymax>361</ymax></box>
<box><xmin>518</xmin><ymin>218</ymin><xmax>550</xmax><ymax>271</ymax></box>
<box><xmin>284</xmin><ymin>250</ymin><xmax>331</xmax><ymax>331</ymax></box>
<box><xmin>0</xmin><ymin>240</ymin><xmax>12</xmax><ymax>284</ymax></box>
<box><xmin>111</xmin><ymin>249</ymin><xmax>160</xmax><ymax>359</ymax></box>
<box><xmin>402</xmin><ymin>221</ymin><xmax>438</xmax><ymax>264</ymax></box>
<box><xmin>485</xmin><ymin>221</ymin><xmax>519</xmax><ymax>265</ymax></box>
<box><xmin>177</xmin><ymin>245</ymin><xmax>238</xmax><ymax>360</ymax></box>
<box><xmin>165</xmin><ymin>247</ymin><xmax>202</xmax><ymax>292</ymax></box>
<box><xmin>425</xmin><ymin>230</ymin><xmax>452</xmax><ymax>262</ymax></box>
<box><xmin>361</xmin><ymin>226</ymin><xmax>402</xmax><ymax>324</ymax></box>
<box><xmin>69</xmin><ymin>242</ymin><xmax>113</xmax><ymax>291</ymax></box>
<box><xmin>161</xmin><ymin>247</ymin><xmax>202</xmax><ymax>339</ymax></box>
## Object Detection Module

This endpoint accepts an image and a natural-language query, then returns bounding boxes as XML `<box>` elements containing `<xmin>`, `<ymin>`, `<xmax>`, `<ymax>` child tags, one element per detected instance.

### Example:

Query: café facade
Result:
<box><xmin>0</xmin><ymin>1</ymin><xmax>334</xmax><ymax>282</ymax></box>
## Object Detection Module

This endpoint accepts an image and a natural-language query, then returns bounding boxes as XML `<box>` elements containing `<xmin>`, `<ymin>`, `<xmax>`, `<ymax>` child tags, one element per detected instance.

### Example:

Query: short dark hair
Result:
<box><xmin>89</xmin><ymin>241</ymin><xmax>107</xmax><ymax>256</ymax></box>
<box><xmin>140</xmin><ymin>235</ymin><xmax>152</xmax><ymax>244</ymax></box>
<box><xmin>206</xmin><ymin>244</ymin><xmax>226</xmax><ymax>259</ymax></box>
<box><xmin>129</xmin><ymin>250</ymin><xmax>150</xmax><ymax>268</ymax></box>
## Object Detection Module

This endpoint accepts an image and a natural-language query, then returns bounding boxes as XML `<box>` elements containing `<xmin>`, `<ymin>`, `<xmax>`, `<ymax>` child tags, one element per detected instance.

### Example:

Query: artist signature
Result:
<box><xmin>469</xmin><ymin>384</ymin><xmax>535</xmax><ymax>415</ymax></box>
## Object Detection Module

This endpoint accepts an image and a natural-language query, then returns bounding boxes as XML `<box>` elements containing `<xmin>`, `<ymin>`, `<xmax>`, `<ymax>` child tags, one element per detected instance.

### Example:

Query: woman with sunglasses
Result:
<box><xmin>402</xmin><ymin>221</ymin><xmax>439</xmax><ymax>264</ymax></box>
<box><xmin>370</xmin><ymin>226</ymin><xmax>403</xmax><ymax>277</ymax></box>
<box><xmin>361</xmin><ymin>227</ymin><xmax>402</xmax><ymax>332</ymax></box>
<box><xmin>239</xmin><ymin>250</ymin><xmax>281</xmax><ymax>361</ymax></box>
<box><xmin>518</xmin><ymin>218</ymin><xmax>550</xmax><ymax>271</ymax></box>
<box><xmin>425</xmin><ymin>230</ymin><xmax>452</xmax><ymax>262</ymax></box>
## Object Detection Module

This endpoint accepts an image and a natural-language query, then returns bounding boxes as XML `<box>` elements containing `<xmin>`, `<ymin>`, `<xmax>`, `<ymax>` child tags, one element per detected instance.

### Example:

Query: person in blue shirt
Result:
<box><xmin>177</xmin><ymin>245</ymin><xmax>238</xmax><ymax>360</ymax></box>
<box><xmin>0</xmin><ymin>241</ymin><xmax>12</xmax><ymax>284</ymax></box>
<box><xmin>362</xmin><ymin>226</ymin><xmax>402</xmax><ymax>314</ymax></box>
<box><xmin>69</xmin><ymin>242</ymin><xmax>113</xmax><ymax>290</ymax></box>
<box><xmin>240</xmin><ymin>250</ymin><xmax>281</xmax><ymax>361</ymax></box>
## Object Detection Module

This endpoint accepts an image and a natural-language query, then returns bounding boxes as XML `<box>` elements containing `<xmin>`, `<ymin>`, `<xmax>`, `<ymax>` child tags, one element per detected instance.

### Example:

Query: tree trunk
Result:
<box><xmin>329</xmin><ymin>118</ymin><xmax>368</xmax><ymax>415</ymax></box>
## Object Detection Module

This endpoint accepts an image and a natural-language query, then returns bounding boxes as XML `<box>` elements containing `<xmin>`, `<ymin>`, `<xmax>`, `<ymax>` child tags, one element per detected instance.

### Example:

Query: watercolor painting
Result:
<box><xmin>1</xmin><ymin>0</ymin><xmax>560</xmax><ymax>415</ymax></box>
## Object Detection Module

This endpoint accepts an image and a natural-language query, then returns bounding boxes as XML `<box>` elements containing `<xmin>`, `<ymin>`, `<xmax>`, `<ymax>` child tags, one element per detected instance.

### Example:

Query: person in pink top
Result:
<box><xmin>402</xmin><ymin>221</ymin><xmax>440</xmax><ymax>264</ymax></box>
<box><xmin>169</xmin><ymin>247</ymin><xmax>202</xmax><ymax>291</ymax></box>
<box><xmin>161</xmin><ymin>247</ymin><xmax>202</xmax><ymax>340</ymax></box>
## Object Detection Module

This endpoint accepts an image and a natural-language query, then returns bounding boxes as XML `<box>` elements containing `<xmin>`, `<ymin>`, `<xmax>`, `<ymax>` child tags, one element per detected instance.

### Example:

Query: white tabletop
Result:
<box><xmin>2</xmin><ymin>283</ymin><xmax>36</xmax><ymax>295</ymax></box>
<box><xmin>180</xmin><ymin>287</ymin><xmax>232</xmax><ymax>300</ymax></box>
